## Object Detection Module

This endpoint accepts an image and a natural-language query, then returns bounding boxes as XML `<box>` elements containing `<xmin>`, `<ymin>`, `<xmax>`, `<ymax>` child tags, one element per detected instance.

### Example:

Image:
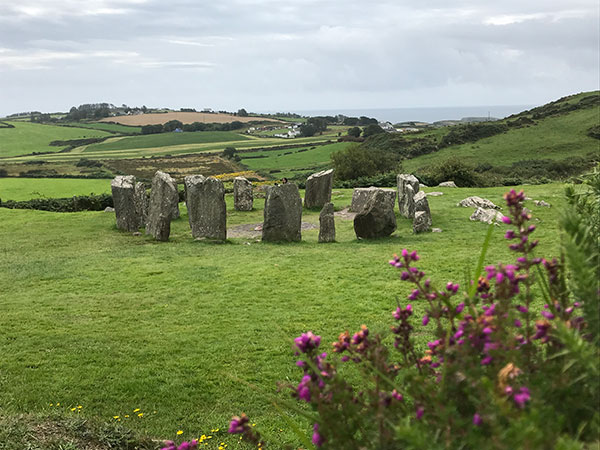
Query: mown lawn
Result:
<box><xmin>0</xmin><ymin>178</ymin><xmax>111</xmax><ymax>201</ymax></box>
<box><xmin>0</xmin><ymin>122</ymin><xmax>113</xmax><ymax>158</ymax></box>
<box><xmin>0</xmin><ymin>182</ymin><xmax>567</xmax><ymax>448</ymax></box>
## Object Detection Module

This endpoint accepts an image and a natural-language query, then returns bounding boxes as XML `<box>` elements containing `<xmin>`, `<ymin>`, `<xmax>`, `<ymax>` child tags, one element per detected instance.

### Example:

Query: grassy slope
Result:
<box><xmin>84</xmin><ymin>131</ymin><xmax>252</xmax><ymax>153</ymax></box>
<box><xmin>0</xmin><ymin>178</ymin><xmax>111</xmax><ymax>201</ymax></box>
<box><xmin>0</xmin><ymin>122</ymin><xmax>113</xmax><ymax>158</ymax></box>
<box><xmin>0</xmin><ymin>183</ymin><xmax>566</xmax><ymax>447</ymax></box>
<box><xmin>61</xmin><ymin>122</ymin><xmax>142</xmax><ymax>134</ymax></box>
<box><xmin>403</xmin><ymin>93</ymin><xmax>599</xmax><ymax>171</ymax></box>
<box><xmin>240</xmin><ymin>142</ymin><xmax>350</xmax><ymax>177</ymax></box>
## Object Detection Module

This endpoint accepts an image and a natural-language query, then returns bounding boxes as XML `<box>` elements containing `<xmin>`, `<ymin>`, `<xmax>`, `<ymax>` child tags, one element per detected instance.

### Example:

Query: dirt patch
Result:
<box><xmin>100</xmin><ymin>112</ymin><xmax>282</xmax><ymax>126</ymax></box>
<box><xmin>228</xmin><ymin>222</ymin><xmax>317</xmax><ymax>238</ymax></box>
<box><xmin>334</xmin><ymin>207</ymin><xmax>356</xmax><ymax>220</ymax></box>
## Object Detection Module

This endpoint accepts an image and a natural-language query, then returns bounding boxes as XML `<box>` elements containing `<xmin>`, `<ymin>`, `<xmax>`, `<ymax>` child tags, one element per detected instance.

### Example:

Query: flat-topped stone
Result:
<box><xmin>234</xmin><ymin>177</ymin><xmax>253</xmax><ymax>211</ymax></box>
<box><xmin>458</xmin><ymin>196</ymin><xmax>500</xmax><ymax>210</ymax></box>
<box><xmin>438</xmin><ymin>181</ymin><xmax>458</xmax><ymax>188</ymax></box>
<box><xmin>304</xmin><ymin>169</ymin><xmax>334</xmax><ymax>209</ymax></box>
<box><xmin>111</xmin><ymin>175</ymin><xmax>138</xmax><ymax>232</ymax></box>
<box><xmin>350</xmin><ymin>187</ymin><xmax>396</xmax><ymax>213</ymax></box>
<box><xmin>470</xmin><ymin>207</ymin><xmax>506</xmax><ymax>225</ymax></box>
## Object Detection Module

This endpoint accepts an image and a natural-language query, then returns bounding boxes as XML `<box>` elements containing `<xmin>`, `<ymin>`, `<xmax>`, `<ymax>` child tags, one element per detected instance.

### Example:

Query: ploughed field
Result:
<box><xmin>0</xmin><ymin>180</ymin><xmax>566</xmax><ymax>447</ymax></box>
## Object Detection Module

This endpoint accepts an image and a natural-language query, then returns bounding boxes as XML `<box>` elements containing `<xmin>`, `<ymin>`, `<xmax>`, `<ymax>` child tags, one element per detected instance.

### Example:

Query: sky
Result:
<box><xmin>0</xmin><ymin>0</ymin><xmax>598</xmax><ymax>117</ymax></box>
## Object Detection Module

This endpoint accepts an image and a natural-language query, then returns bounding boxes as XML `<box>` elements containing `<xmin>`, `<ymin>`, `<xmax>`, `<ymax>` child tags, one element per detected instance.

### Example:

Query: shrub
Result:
<box><xmin>415</xmin><ymin>157</ymin><xmax>484</xmax><ymax>187</ymax></box>
<box><xmin>228</xmin><ymin>179</ymin><xmax>599</xmax><ymax>449</ymax></box>
<box><xmin>331</xmin><ymin>144</ymin><xmax>401</xmax><ymax>181</ymax></box>
<box><xmin>0</xmin><ymin>194</ymin><xmax>113</xmax><ymax>212</ymax></box>
<box><xmin>440</xmin><ymin>122</ymin><xmax>509</xmax><ymax>147</ymax></box>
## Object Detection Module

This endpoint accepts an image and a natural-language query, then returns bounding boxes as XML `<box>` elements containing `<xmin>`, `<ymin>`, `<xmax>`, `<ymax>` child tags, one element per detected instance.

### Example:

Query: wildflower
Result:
<box><xmin>416</xmin><ymin>406</ymin><xmax>424</xmax><ymax>420</ymax></box>
<box><xmin>296</xmin><ymin>375</ymin><xmax>312</xmax><ymax>402</ymax></box>
<box><xmin>473</xmin><ymin>413</ymin><xmax>482</xmax><ymax>426</ymax></box>
<box><xmin>138</xmin><ymin>412</ymin><xmax>144</xmax><ymax>417</ymax></box>
<box><xmin>481</xmin><ymin>356</ymin><xmax>493</xmax><ymax>365</ymax></box>
<box><xmin>228</xmin><ymin>414</ymin><xmax>249</xmax><ymax>434</ymax></box>
<box><xmin>177</xmin><ymin>430</ymin><xmax>184</xmax><ymax>435</ymax></box>
<box><xmin>294</xmin><ymin>332</ymin><xmax>321</xmax><ymax>354</ymax></box>
<box><xmin>422</xmin><ymin>314</ymin><xmax>430</xmax><ymax>326</ymax></box>
<box><xmin>455</xmin><ymin>303</ymin><xmax>465</xmax><ymax>314</ymax></box>
<box><xmin>133</xmin><ymin>408</ymin><xmax>140</xmax><ymax>412</ymax></box>
<box><xmin>513</xmin><ymin>387</ymin><xmax>531</xmax><ymax>408</ymax></box>
<box><xmin>312</xmin><ymin>423</ymin><xmax>325</xmax><ymax>447</ymax></box>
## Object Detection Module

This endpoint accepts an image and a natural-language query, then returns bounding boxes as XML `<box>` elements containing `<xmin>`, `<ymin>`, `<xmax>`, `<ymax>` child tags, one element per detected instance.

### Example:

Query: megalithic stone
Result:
<box><xmin>350</xmin><ymin>187</ymin><xmax>396</xmax><ymax>213</ymax></box>
<box><xmin>262</xmin><ymin>183</ymin><xmax>302</xmax><ymax>242</ymax></box>
<box><xmin>397</xmin><ymin>174</ymin><xmax>419</xmax><ymax>218</ymax></box>
<box><xmin>146</xmin><ymin>171</ymin><xmax>178</xmax><ymax>241</ymax></box>
<box><xmin>353</xmin><ymin>190</ymin><xmax>397</xmax><ymax>239</ymax></box>
<box><xmin>111</xmin><ymin>175</ymin><xmax>139</xmax><ymax>232</ymax></box>
<box><xmin>134</xmin><ymin>181</ymin><xmax>149</xmax><ymax>228</ymax></box>
<box><xmin>318</xmin><ymin>202</ymin><xmax>335</xmax><ymax>243</ymax></box>
<box><xmin>304</xmin><ymin>169</ymin><xmax>334</xmax><ymax>209</ymax></box>
<box><xmin>184</xmin><ymin>175</ymin><xmax>227</xmax><ymax>240</ymax></box>
<box><xmin>233</xmin><ymin>177</ymin><xmax>253</xmax><ymax>211</ymax></box>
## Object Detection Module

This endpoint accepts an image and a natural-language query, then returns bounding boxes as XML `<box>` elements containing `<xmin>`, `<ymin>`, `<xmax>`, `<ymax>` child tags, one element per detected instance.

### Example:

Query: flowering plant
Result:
<box><xmin>229</xmin><ymin>179</ymin><xmax>599</xmax><ymax>448</ymax></box>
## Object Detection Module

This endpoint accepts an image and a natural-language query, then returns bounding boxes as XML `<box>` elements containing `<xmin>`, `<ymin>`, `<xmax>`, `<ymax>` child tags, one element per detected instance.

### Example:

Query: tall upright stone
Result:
<box><xmin>304</xmin><ymin>169</ymin><xmax>334</xmax><ymax>209</ymax></box>
<box><xmin>353</xmin><ymin>190</ymin><xmax>397</xmax><ymax>239</ymax></box>
<box><xmin>397</xmin><ymin>174</ymin><xmax>420</xmax><ymax>218</ymax></box>
<box><xmin>184</xmin><ymin>175</ymin><xmax>227</xmax><ymax>241</ymax></box>
<box><xmin>262</xmin><ymin>183</ymin><xmax>302</xmax><ymax>242</ymax></box>
<box><xmin>111</xmin><ymin>175</ymin><xmax>139</xmax><ymax>231</ymax></box>
<box><xmin>318</xmin><ymin>202</ymin><xmax>335</xmax><ymax>243</ymax></box>
<box><xmin>350</xmin><ymin>187</ymin><xmax>396</xmax><ymax>213</ymax></box>
<box><xmin>134</xmin><ymin>182</ymin><xmax>149</xmax><ymax>228</ymax></box>
<box><xmin>234</xmin><ymin>177</ymin><xmax>253</xmax><ymax>211</ymax></box>
<box><xmin>413</xmin><ymin>190</ymin><xmax>432</xmax><ymax>231</ymax></box>
<box><xmin>172</xmin><ymin>189</ymin><xmax>181</xmax><ymax>220</ymax></box>
<box><xmin>146</xmin><ymin>171</ymin><xmax>178</xmax><ymax>241</ymax></box>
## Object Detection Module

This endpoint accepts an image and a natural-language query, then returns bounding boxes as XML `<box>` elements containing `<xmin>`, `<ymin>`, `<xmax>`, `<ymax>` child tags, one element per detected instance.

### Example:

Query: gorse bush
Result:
<box><xmin>227</xmin><ymin>176</ymin><xmax>599</xmax><ymax>449</ymax></box>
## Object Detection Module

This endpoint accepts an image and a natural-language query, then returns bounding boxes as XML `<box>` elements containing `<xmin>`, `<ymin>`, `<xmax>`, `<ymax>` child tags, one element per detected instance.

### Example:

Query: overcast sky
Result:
<box><xmin>0</xmin><ymin>0</ymin><xmax>598</xmax><ymax>117</ymax></box>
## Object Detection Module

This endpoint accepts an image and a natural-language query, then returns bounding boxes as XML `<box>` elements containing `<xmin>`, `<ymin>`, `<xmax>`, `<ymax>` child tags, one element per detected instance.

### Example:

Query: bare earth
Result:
<box><xmin>99</xmin><ymin>112</ymin><xmax>282</xmax><ymax>126</ymax></box>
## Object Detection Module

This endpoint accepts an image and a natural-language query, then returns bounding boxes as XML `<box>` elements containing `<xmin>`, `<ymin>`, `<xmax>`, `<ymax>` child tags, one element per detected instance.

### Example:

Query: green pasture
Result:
<box><xmin>61</xmin><ymin>122</ymin><xmax>142</xmax><ymax>135</ymax></box>
<box><xmin>240</xmin><ymin>142</ymin><xmax>350</xmax><ymax>177</ymax></box>
<box><xmin>404</xmin><ymin>107</ymin><xmax>599</xmax><ymax>171</ymax></box>
<box><xmin>0</xmin><ymin>178</ymin><xmax>111</xmax><ymax>201</ymax></box>
<box><xmin>0</xmin><ymin>182</ymin><xmax>568</xmax><ymax>447</ymax></box>
<box><xmin>0</xmin><ymin>122</ymin><xmax>113</xmax><ymax>158</ymax></box>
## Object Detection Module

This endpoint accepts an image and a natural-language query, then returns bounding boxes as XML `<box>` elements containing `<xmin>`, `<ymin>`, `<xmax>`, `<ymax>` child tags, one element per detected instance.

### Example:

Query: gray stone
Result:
<box><xmin>420</xmin><ymin>183</ymin><xmax>429</xmax><ymax>189</ymax></box>
<box><xmin>413</xmin><ymin>211</ymin><xmax>432</xmax><ymax>233</ymax></box>
<box><xmin>534</xmin><ymin>200</ymin><xmax>551</xmax><ymax>207</ymax></box>
<box><xmin>427</xmin><ymin>192</ymin><xmax>444</xmax><ymax>197</ymax></box>
<box><xmin>353</xmin><ymin>190</ymin><xmax>397</xmax><ymax>239</ymax></box>
<box><xmin>432</xmin><ymin>227</ymin><xmax>443</xmax><ymax>233</ymax></box>
<box><xmin>350</xmin><ymin>187</ymin><xmax>396</xmax><ymax>213</ymax></box>
<box><xmin>234</xmin><ymin>177</ymin><xmax>253</xmax><ymax>211</ymax></box>
<box><xmin>111</xmin><ymin>175</ymin><xmax>139</xmax><ymax>232</ymax></box>
<box><xmin>304</xmin><ymin>169</ymin><xmax>334</xmax><ymax>209</ymax></box>
<box><xmin>397</xmin><ymin>174</ymin><xmax>420</xmax><ymax>218</ymax></box>
<box><xmin>104</xmin><ymin>206</ymin><xmax>115</xmax><ymax>213</ymax></box>
<box><xmin>146</xmin><ymin>171</ymin><xmax>178</xmax><ymax>241</ymax></box>
<box><xmin>185</xmin><ymin>175</ymin><xmax>227</xmax><ymax>240</ymax></box>
<box><xmin>172</xmin><ymin>194</ymin><xmax>180</xmax><ymax>220</ymax></box>
<box><xmin>262</xmin><ymin>183</ymin><xmax>303</xmax><ymax>242</ymax></box>
<box><xmin>458</xmin><ymin>196</ymin><xmax>500</xmax><ymax>209</ymax></box>
<box><xmin>470</xmin><ymin>207</ymin><xmax>506</xmax><ymax>225</ymax></box>
<box><xmin>414</xmin><ymin>190</ymin><xmax>431</xmax><ymax>215</ymax></box>
<box><xmin>134</xmin><ymin>182</ymin><xmax>149</xmax><ymax>227</ymax></box>
<box><xmin>318</xmin><ymin>202</ymin><xmax>335</xmax><ymax>243</ymax></box>
<box><xmin>398</xmin><ymin>184</ymin><xmax>416</xmax><ymax>218</ymax></box>
<box><xmin>438</xmin><ymin>181</ymin><xmax>458</xmax><ymax>188</ymax></box>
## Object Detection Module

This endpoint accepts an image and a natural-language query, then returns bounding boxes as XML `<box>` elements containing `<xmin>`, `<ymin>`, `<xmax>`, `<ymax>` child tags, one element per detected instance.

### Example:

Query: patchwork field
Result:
<box><xmin>0</xmin><ymin>122</ymin><xmax>113</xmax><ymax>158</ymax></box>
<box><xmin>0</xmin><ymin>181</ymin><xmax>568</xmax><ymax>447</ymax></box>
<box><xmin>0</xmin><ymin>178</ymin><xmax>111</xmax><ymax>201</ymax></box>
<box><xmin>99</xmin><ymin>112</ymin><xmax>283</xmax><ymax>126</ymax></box>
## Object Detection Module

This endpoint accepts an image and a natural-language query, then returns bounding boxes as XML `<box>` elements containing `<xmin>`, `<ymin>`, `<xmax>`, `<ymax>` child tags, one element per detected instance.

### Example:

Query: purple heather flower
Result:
<box><xmin>505</xmin><ymin>386</ymin><xmax>513</xmax><ymax>395</ymax></box>
<box><xmin>454</xmin><ymin>329</ymin><xmax>464</xmax><ymax>339</ymax></box>
<box><xmin>416</xmin><ymin>407</ymin><xmax>424</xmax><ymax>420</ymax></box>
<box><xmin>473</xmin><ymin>413</ymin><xmax>483</xmax><ymax>426</ymax></box>
<box><xmin>505</xmin><ymin>230</ymin><xmax>515</xmax><ymax>239</ymax></box>
<box><xmin>392</xmin><ymin>390</ymin><xmax>403</xmax><ymax>402</ymax></box>
<box><xmin>408</xmin><ymin>289</ymin><xmax>420</xmax><ymax>300</ymax></box>
<box><xmin>502</xmin><ymin>216</ymin><xmax>512</xmax><ymax>225</ymax></box>
<box><xmin>455</xmin><ymin>303</ymin><xmax>465</xmax><ymax>314</ymax></box>
<box><xmin>481</xmin><ymin>356</ymin><xmax>493</xmax><ymax>365</ymax></box>
<box><xmin>312</xmin><ymin>423</ymin><xmax>325</xmax><ymax>447</ymax></box>
<box><xmin>294</xmin><ymin>332</ymin><xmax>321</xmax><ymax>353</ymax></box>
<box><xmin>565</xmin><ymin>307</ymin><xmax>574</xmax><ymax>315</ymax></box>
<box><xmin>406</xmin><ymin>304</ymin><xmax>413</xmax><ymax>313</ymax></box>
<box><xmin>517</xmin><ymin>305</ymin><xmax>528</xmax><ymax>314</ymax></box>
<box><xmin>514</xmin><ymin>319</ymin><xmax>522</xmax><ymax>328</ymax></box>
<box><xmin>401</xmin><ymin>271</ymin><xmax>410</xmax><ymax>280</ymax></box>
<box><xmin>341</xmin><ymin>355</ymin><xmax>349</xmax><ymax>362</ymax></box>
<box><xmin>541</xmin><ymin>310</ymin><xmax>555</xmax><ymax>320</ymax></box>
<box><xmin>401</xmin><ymin>249</ymin><xmax>409</xmax><ymax>258</ymax></box>
<box><xmin>513</xmin><ymin>387</ymin><xmax>531</xmax><ymax>408</ymax></box>
<box><xmin>482</xmin><ymin>327</ymin><xmax>493</xmax><ymax>335</ymax></box>
<box><xmin>228</xmin><ymin>414</ymin><xmax>250</xmax><ymax>434</ymax></box>
<box><xmin>297</xmin><ymin>375</ymin><xmax>312</xmax><ymax>402</ymax></box>
<box><xmin>410</xmin><ymin>250</ymin><xmax>419</xmax><ymax>261</ymax></box>
<box><xmin>161</xmin><ymin>442</ymin><xmax>176</xmax><ymax>450</ymax></box>
<box><xmin>422</xmin><ymin>315</ymin><xmax>430</xmax><ymax>326</ymax></box>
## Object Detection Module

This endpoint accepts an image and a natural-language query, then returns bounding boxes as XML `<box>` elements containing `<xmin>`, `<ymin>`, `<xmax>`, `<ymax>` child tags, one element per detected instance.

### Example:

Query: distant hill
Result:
<box><xmin>356</xmin><ymin>91</ymin><xmax>599</xmax><ymax>186</ymax></box>
<box><xmin>99</xmin><ymin>111</ymin><xmax>282</xmax><ymax>126</ymax></box>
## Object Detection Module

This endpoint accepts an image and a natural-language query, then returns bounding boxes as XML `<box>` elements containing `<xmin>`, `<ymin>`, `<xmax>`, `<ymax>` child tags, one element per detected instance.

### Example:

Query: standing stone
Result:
<box><xmin>413</xmin><ymin>211</ymin><xmax>431</xmax><ymax>233</ymax></box>
<box><xmin>353</xmin><ymin>190</ymin><xmax>397</xmax><ymax>239</ymax></box>
<box><xmin>414</xmin><ymin>190</ymin><xmax>431</xmax><ymax>216</ymax></box>
<box><xmin>350</xmin><ymin>187</ymin><xmax>396</xmax><ymax>213</ymax></box>
<box><xmin>262</xmin><ymin>183</ymin><xmax>302</xmax><ymax>242</ymax></box>
<box><xmin>234</xmin><ymin>177</ymin><xmax>253</xmax><ymax>211</ymax></box>
<box><xmin>111</xmin><ymin>175</ymin><xmax>138</xmax><ymax>232</ymax></box>
<box><xmin>318</xmin><ymin>202</ymin><xmax>335</xmax><ymax>243</ymax></box>
<box><xmin>146</xmin><ymin>171</ymin><xmax>178</xmax><ymax>241</ymax></box>
<box><xmin>134</xmin><ymin>182</ymin><xmax>149</xmax><ymax>228</ymax></box>
<box><xmin>397</xmin><ymin>174</ymin><xmax>420</xmax><ymax>218</ymax></box>
<box><xmin>304</xmin><ymin>169</ymin><xmax>334</xmax><ymax>209</ymax></box>
<box><xmin>184</xmin><ymin>175</ymin><xmax>227</xmax><ymax>240</ymax></box>
<box><xmin>172</xmin><ymin>190</ymin><xmax>181</xmax><ymax>220</ymax></box>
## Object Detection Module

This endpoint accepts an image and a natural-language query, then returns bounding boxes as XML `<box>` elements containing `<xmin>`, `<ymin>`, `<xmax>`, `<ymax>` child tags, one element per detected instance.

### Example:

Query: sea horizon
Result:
<box><xmin>283</xmin><ymin>104</ymin><xmax>535</xmax><ymax>124</ymax></box>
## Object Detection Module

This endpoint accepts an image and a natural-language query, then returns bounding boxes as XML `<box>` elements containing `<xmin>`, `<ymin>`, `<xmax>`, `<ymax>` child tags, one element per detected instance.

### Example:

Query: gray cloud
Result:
<box><xmin>0</xmin><ymin>0</ymin><xmax>597</xmax><ymax>115</ymax></box>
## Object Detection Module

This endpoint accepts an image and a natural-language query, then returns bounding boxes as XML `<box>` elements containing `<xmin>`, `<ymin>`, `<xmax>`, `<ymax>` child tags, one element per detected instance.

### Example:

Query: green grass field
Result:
<box><xmin>60</xmin><ymin>122</ymin><xmax>142</xmax><ymax>135</ymax></box>
<box><xmin>404</xmin><ymin>101</ymin><xmax>599</xmax><ymax>171</ymax></box>
<box><xmin>0</xmin><ymin>181</ymin><xmax>568</xmax><ymax>447</ymax></box>
<box><xmin>84</xmin><ymin>132</ymin><xmax>252</xmax><ymax>153</ymax></box>
<box><xmin>0</xmin><ymin>178</ymin><xmax>111</xmax><ymax>201</ymax></box>
<box><xmin>240</xmin><ymin>142</ymin><xmax>350</xmax><ymax>177</ymax></box>
<box><xmin>0</xmin><ymin>122</ymin><xmax>113</xmax><ymax>158</ymax></box>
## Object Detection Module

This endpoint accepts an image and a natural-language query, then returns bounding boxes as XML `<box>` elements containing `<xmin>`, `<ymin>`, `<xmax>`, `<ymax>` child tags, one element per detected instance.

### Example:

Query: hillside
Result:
<box><xmin>99</xmin><ymin>111</ymin><xmax>282</xmax><ymax>126</ymax></box>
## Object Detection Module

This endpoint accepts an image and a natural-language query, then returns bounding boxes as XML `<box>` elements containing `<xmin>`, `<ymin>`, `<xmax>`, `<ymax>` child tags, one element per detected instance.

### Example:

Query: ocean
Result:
<box><xmin>291</xmin><ymin>105</ymin><xmax>535</xmax><ymax>124</ymax></box>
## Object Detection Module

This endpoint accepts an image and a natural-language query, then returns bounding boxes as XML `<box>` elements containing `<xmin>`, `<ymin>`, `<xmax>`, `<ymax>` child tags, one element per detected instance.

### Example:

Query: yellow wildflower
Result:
<box><xmin>113</xmin><ymin>416</ymin><xmax>119</xmax><ymax>419</ymax></box>
<box><xmin>133</xmin><ymin>408</ymin><xmax>140</xmax><ymax>412</ymax></box>
<box><xmin>137</xmin><ymin>413</ymin><xmax>144</xmax><ymax>417</ymax></box>
<box><xmin>177</xmin><ymin>430</ymin><xmax>183</xmax><ymax>435</ymax></box>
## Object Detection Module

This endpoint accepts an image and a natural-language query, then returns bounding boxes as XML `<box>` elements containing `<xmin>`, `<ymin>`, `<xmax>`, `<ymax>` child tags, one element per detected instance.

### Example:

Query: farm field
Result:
<box><xmin>0</xmin><ymin>182</ymin><xmax>568</xmax><ymax>447</ymax></box>
<box><xmin>404</xmin><ymin>102</ymin><xmax>599</xmax><ymax>171</ymax></box>
<box><xmin>239</xmin><ymin>142</ymin><xmax>350</xmax><ymax>178</ymax></box>
<box><xmin>99</xmin><ymin>112</ymin><xmax>283</xmax><ymax>126</ymax></box>
<box><xmin>60</xmin><ymin>122</ymin><xmax>142</xmax><ymax>134</ymax></box>
<box><xmin>0</xmin><ymin>122</ymin><xmax>113</xmax><ymax>158</ymax></box>
<box><xmin>0</xmin><ymin>178</ymin><xmax>111</xmax><ymax>201</ymax></box>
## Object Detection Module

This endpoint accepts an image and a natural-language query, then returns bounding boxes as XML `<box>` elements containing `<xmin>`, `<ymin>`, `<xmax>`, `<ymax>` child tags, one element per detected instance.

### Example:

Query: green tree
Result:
<box><xmin>331</xmin><ymin>144</ymin><xmax>400</xmax><ymax>180</ymax></box>
<box><xmin>362</xmin><ymin>124</ymin><xmax>385</xmax><ymax>138</ymax></box>
<box><xmin>237</xmin><ymin>108</ymin><xmax>248</xmax><ymax>117</ymax></box>
<box><xmin>163</xmin><ymin>120</ymin><xmax>184</xmax><ymax>132</ymax></box>
<box><xmin>347</xmin><ymin>126</ymin><xmax>361</xmax><ymax>138</ymax></box>
<box><xmin>222</xmin><ymin>147</ymin><xmax>237</xmax><ymax>159</ymax></box>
